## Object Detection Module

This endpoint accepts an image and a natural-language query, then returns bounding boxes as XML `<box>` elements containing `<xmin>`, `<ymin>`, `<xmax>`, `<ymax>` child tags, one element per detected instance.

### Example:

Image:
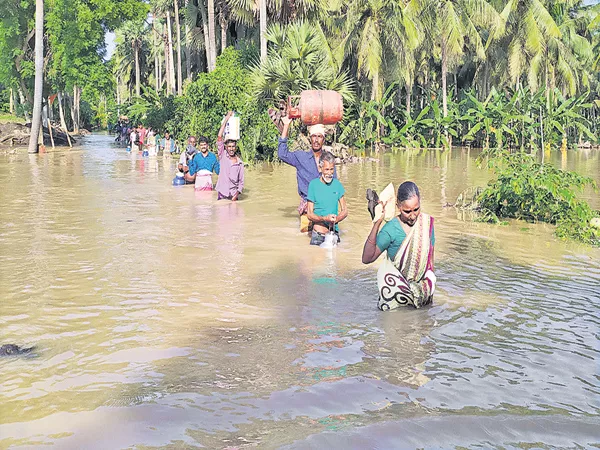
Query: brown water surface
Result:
<box><xmin>1</xmin><ymin>136</ymin><xmax>599</xmax><ymax>448</ymax></box>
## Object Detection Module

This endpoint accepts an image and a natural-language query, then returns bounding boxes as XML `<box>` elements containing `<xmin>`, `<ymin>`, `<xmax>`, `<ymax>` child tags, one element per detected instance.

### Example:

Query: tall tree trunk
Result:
<box><xmin>58</xmin><ymin>91</ymin><xmax>68</xmax><ymax>130</ymax></box>
<box><xmin>454</xmin><ymin>72</ymin><xmax>458</xmax><ymax>97</ymax></box>
<box><xmin>72</xmin><ymin>85</ymin><xmax>81</xmax><ymax>133</ymax></box>
<box><xmin>441</xmin><ymin>40</ymin><xmax>448</xmax><ymax>118</ymax></box>
<box><xmin>47</xmin><ymin>95</ymin><xmax>53</xmax><ymax>121</ymax></box>
<box><xmin>158</xmin><ymin>48</ymin><xmax>163</xmax><ymax>88</ymax></box>
<box><xmin>207</xmin><ymin>0</ymin><xmax>217</xmax><ymax>71</ymax></box>
<box><xmin>185</xmin><ymin>0</ymin><xmax>192</xmax><ymax>80</ymax></box>
<box><xmin>406</xmin><ymin>82</ymin><xmax>412</xmax><ymax>117</ymax></box>
<box><xmin>259</xmin><ymin>0</ymin><xmax>267</xmax><ymax>63</ymax></box>
<box><xmin>28</xmin><ymin>0</ymin><xmax>44</xmax><ymax>153</ymax></box>
<box><xmin>116</xmin><ymin>76</ymin><xmax>121</xmax><ymax>105</ymax></box>
<box><xmin>46</xmin><ymin>97</ymin><xmax>55</xmax><ymax>149</ymax></box>
<box><xmin>174</xmin><ymin>0</ymin><xmax>183</xmax><ymax>94</ymax></box>
<box><xmin>220</xmin><ymin>13</ymin><xmax>227</xmax><ymax>53</ymax></box>
<box><xmin>152</xmin><ymin>17</ymin><xmax>160</xmax><ymax>92</ymax></box>
<box><xmin>9</xmin><ymin>88</ymin><xmax>15</xmax><ymax>114</ymax></box>
<box><xmin>164</xmin><ymin>32</ymin><xmax>171</xmax><ymax>94</ymax></box>
<box><xmin>135</xmin><ymin>43</ymin><xmax>141</xmax><ymax>97</ymax></box>
<box><xmin>371</xmin><ymin>72</ymin><xmax>379</xmax><ymax>101</ymax></box>
<box><xmin>198</xmin><ymin>0</ymin><xmax>212</xmax><ymax>71</ymax></box>
<box><xmin>57</xmin><ymin>91</ymin><xmax>72</xmax><ymax>147</ymax></box>
<box><xmin>166</xmin><ymin>10</ymin><xmax>176</xmax><ymax>93</ymax></box>
<box><xmin>421</xmin><ymin>67</ymin><xmax>429</xmax><ymax>111</ymax></box>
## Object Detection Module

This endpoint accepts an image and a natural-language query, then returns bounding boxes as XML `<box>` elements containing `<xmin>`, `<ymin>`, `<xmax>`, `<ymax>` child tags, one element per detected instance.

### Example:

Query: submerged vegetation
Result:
<box><xmin>475</xmin><ymin>151</ymin><xmax>599</xmax><ymax>245</ymax></box>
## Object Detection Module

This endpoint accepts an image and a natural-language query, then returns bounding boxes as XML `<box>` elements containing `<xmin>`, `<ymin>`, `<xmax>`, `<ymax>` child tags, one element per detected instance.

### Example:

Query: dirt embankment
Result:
<box><xmin>0</xmin><ymin>122</ymin><xmax>77</xmax><ymax>147</ymax></box>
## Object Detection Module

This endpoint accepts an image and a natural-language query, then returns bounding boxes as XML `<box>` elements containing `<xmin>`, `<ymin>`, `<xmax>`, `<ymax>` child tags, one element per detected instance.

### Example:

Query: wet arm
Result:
<box><xmin>336</xmin><ymin>196</ymin><xmax>348</xmax><ymax>223</ymax></box>
<box><xmin>306</xmin><ymin>201</ymin><xmax>325</xmax><ymax>224</ymax></box>
<box><xmin>278</xmin><ymin>119</ymin><xmax>299</xmax><ymax>166</ymax></box>
<box><xmin>362</xmin><ymin>219</ymin><xmax>385</xmax><ymax>264</ymax></box>
<box><xmin>277</xmin><ymin>137</ymin><xmax>298</xmax><ymax>166</ymax></box>
<box><xmin>216</xmin><ymin>139</ymin><xmax>224</xmax><ymax>159</ymax></box>
<box><xmin>218</xmin><ymin>111</ymin><xmax>233</xmax><ymax>139</ymax></box>
<box><xmin>237</xmin><ymin>164</ymin><xmax>245</xmax><ymax>193</ymax></box>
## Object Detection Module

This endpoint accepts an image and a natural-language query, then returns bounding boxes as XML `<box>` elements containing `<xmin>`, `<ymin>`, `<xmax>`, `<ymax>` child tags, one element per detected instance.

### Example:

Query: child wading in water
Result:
<box><xmin>216</xmin><ymin>111</ymin><xmax>244</xmax><ymax>201</ymax></box>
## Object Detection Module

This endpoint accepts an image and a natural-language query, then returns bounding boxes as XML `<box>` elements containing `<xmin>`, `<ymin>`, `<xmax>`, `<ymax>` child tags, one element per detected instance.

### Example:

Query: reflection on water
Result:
<box><xmin>1</xmin><ymin>136</ymin><xmax>599</xmax><ymax>448</ymax></box>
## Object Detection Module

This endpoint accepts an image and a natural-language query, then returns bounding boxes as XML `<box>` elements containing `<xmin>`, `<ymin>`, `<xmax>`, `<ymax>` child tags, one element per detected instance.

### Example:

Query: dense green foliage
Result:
<box><xmin>0</xmin><ymin>0</ymin><xmax>145</xmax><ymax>130</ymax></box>
<box><xmin>477</xmin><ymin>151</ymin><xmax>599</xmax><ymax>245</ymax></box>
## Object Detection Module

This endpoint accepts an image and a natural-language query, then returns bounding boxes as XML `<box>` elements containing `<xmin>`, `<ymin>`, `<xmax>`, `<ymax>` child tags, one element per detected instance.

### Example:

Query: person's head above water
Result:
<box><xmin>186</xmin><ymin>136</ymin><xmax>197</xmax><ymax>155</ymax></box>
<box><xmin>396</xmin><ymin>181</ymin><xmax>421</xmax><ymax>227</ymax></box>
<box><xmin>308</xmin><ymin>124</ymin><xmax>325</xmax><ymax>153</ymax></box>
<box><xmin>197</xmin><ymin>136</ymin><xmax>209</xmax><ymax>154</ymax></box>
<box><xmin>224</xmin><ymin>139</ymin><xmax>237</xmax><ymax>158</ymax></box>
<box><xmin>393</xmin><ymin>181</ymin><xmax>419</xmax><ymax>225</ymax></box>
<box><xmin>319</xmin><ymin>151</ymin><xmax>336</xmax><ymax>184</ymax></box>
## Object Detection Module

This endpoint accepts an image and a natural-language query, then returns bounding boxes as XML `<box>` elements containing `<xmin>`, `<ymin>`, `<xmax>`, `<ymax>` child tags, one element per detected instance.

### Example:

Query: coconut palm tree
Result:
<box><xmin>207</xmin><ymin>0</ymin><xmax>217</xmax><ymax>70</ymax></box>
<box><xmin>119</xmin><ymin>20</ymin><xmax>148</xmax><ymax>97</ymax></box>
<box><xmin>488</xmin><ymin>0</ymin><xmax>560</xmax><ymax>91</ymax></box>
<box><xmin>329</xmin><ymin>0</ymin><xmax>421</xmax><ymax>102</ymax></box>
<box><xmin>250</xmin><ymin>22</ymin><xmax>355</xmax><ymax>103</ymax></box>
<box><xmin>185</xmin><ymin>0</ymin><xmax>211</xmax><ymax>72</ymax></box>
<box><xmin>420</xmin><ymin>0</ymin><xmax>502</xmax><ymax>117</ymax></box>
<box><xmin>225</xmin><ymin>0</ymin><xmax>326</xmax><ymax>64</ymax></box>
<box><xmin>114</xmin><ymin>22</ymin><xmax>150</xmax><ymax>100</ymax></box>
<box><xmin>174</xmin><ymin>0</ymin><xmax>183</xmax><ymax>93</ymax></box>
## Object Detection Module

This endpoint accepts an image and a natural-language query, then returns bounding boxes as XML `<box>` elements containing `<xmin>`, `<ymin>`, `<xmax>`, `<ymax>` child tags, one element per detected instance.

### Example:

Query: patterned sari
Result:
<box><xmin>377</xmin><ymin>213</ymin><xmax>436</xmax><ymax>310</ymax></box>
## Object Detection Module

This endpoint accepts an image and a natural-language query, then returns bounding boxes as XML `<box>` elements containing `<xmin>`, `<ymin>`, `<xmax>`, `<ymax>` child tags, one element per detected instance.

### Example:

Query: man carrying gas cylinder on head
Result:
<box><xmin>278</xmin><ymin>116</ymin><xmax>339</xmax><ymax>233</ymax></box>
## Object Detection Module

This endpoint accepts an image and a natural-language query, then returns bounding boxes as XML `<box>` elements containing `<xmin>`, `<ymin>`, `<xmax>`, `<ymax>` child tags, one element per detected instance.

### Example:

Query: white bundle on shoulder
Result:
<box><xmin>372</xmin><ymin>183</ymin><xmax>396</xmax><ymax>223</ymax></box>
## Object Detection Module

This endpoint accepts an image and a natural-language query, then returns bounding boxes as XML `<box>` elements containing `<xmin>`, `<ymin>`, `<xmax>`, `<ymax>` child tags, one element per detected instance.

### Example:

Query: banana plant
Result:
<box><xmin>383</xmin><ymin>105</ymin><xmax>433</xmax><ymax>147</ymax></box>
<box><xmin>428</xmin><ymin>98</ymin><xmax>460</xmax><ymax>148</ymax></box>
<box><xmin>544</xmin><ymin>89</ymin><xmax>596</xmax><ymax>151</ymax></box>
<box><xmin>339</xmin><ymin>83</ymin><xmax>397</xmax><ymax>148</ymax></box>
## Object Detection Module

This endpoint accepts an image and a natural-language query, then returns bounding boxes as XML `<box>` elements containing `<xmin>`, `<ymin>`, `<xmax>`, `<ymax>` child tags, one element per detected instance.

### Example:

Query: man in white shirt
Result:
<box><xmin>178</xmin><ymin>136</ymin><xmax>199</xmax><ymax>183</ymax></box>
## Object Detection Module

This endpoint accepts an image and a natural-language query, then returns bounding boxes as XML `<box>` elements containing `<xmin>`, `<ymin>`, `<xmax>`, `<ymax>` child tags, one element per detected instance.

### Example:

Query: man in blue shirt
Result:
<box><xmin>278</xmin><ymin>117</ymin><xmax>337</xmax><ymax>232</ymax></box>
<box><xmin>306</xmin><ymin>151</ymin><xmax>348</xmax><ymax>245</ymax></box>
<box><xmin>187</xmin><ymin>136</ymin><xmax>220</xmax><ymax>189</ymax></box>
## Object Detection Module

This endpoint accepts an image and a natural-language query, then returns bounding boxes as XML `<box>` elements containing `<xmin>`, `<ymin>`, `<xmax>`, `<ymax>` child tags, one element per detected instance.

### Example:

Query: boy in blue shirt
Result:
<box><xmin>306</xmin><ymin>151</ymin><xmax>348</xmax><ymax>245</ymax></box>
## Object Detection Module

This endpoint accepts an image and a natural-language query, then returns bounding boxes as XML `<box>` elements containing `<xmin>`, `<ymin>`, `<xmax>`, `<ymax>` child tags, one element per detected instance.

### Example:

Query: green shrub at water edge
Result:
<box><xmin>477</xmin><ymin>152</ymin><xmax>600</xmax><ymax>246</ymax></box>
<box><xmin>172</xmin><ymin>48</ymin><xmax>279</xmax><ymax>162</ymax></box>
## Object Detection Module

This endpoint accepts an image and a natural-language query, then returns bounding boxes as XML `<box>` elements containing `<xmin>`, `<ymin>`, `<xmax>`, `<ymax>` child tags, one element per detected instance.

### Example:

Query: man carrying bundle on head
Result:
<box><xmin>278</xmin><ymin>115</ymin><xmax>337</xmax><ymax>232</ymax></box>
<box><xmin>215</xmin><ymin>111</ymin><xmax>245</xmax><ymax>201</ymax></box>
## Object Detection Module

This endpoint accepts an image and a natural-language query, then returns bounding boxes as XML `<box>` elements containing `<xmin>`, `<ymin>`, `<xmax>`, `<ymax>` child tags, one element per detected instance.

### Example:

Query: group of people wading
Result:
<box><xmin>279</xmin><ymin>113</ymin><xmax>436</xmax><ymax>311</ymax></box>
<box><xmin>146</xmin><ymin>110</ymin><xmax>437</xmax><ymax>311</ymax></box>
<box><xmin>177</xmin><ymin>111</ymin><xmax>245</xmax><ymax>201</ymax></box>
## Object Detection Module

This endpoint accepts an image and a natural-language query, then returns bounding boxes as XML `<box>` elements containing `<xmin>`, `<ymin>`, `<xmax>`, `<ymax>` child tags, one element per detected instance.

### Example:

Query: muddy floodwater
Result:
<box><xmin>1</xmin><ymin>135</ymin><xmax>599</xmax><ymax>449</ymax></box>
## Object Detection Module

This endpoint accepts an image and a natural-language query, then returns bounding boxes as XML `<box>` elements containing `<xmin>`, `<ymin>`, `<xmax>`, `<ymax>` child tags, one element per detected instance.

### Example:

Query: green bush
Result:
<box><xmin>477</xmin><ymin>151</ymin><xmax>599</xmax><ymax>245</ymax></box>
<box><xmin>172</xmin><ymin>47</ymin><xmax>279</xmax><ymax>161</ymax></box>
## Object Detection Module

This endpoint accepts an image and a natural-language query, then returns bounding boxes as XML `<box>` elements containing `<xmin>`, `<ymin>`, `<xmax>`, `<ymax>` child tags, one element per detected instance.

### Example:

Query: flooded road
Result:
<box><xmin>1</xmin><ymin>135</ymin><xmax>599</xmax><ymax>448</ymax></box>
